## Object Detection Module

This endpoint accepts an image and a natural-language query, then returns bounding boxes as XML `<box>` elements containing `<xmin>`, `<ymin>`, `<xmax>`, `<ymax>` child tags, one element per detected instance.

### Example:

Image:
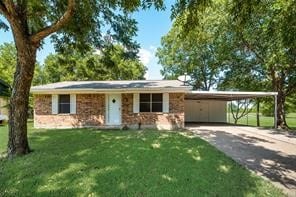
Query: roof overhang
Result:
<box><xmin>186</xmin><ymin>91</ymin><xmax>278</xmax><ymax>101</ymax></box>
<box><xmin>31</xmin><ymin>87</ymin><xmax>191</xmax><ymax>94</ymax></box>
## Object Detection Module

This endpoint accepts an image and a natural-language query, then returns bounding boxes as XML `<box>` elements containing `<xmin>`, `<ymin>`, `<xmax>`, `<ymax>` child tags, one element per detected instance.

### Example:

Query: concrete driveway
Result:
<box><xmin>186</xmin><ymin>124</ymin><xmax>296</xmax><ymax>196</ymax></box>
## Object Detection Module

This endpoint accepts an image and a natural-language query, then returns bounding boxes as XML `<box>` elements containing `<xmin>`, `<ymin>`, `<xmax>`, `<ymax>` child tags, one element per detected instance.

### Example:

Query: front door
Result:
<box><xmin>107</xmin><ymin>94</ymin><xmax>121</xmax><ymax>125</ymax></box>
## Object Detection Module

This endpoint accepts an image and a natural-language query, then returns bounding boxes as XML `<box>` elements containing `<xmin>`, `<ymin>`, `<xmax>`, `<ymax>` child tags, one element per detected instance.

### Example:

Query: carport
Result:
<box><xmin>185</xmin><ymin>91</ymin><xmax>278</xmax><ymax>128</ymax></box>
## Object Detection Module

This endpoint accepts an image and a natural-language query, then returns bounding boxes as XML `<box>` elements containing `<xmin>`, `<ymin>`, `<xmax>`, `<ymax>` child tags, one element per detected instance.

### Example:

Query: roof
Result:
<box><xmin>31</xmin><ymin>81</ymin><xmax>278</xmax><ymax>99</ymax></box>
<box><xmin>186</xmin><ymin>91</ymin><xmax>277</xmax><ymax>101</ymax></box>
<box><xmin>31</xmin><ymin>80</ymin><xmax>191</xmax><ymax>94</ymax></box>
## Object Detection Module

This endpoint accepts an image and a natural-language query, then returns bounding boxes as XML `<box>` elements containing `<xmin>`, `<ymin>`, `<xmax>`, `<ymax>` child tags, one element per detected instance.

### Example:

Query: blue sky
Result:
<box><xmin>0</xmin><ymin>3</ymin><xmax>173</xmax><ymax>80</ymax></box>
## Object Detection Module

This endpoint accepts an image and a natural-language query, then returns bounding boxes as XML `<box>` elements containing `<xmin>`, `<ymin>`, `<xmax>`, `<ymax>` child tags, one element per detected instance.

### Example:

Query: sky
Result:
<box><xmin>0</xmin><ymin>2</ymin><xmax>173</xmax><ymax>80</ymax></box>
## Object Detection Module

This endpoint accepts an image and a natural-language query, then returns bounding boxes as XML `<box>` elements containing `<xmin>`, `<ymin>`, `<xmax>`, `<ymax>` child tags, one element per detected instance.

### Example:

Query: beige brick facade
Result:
<box><xmin>121</xmin><ymin>93</ymin><xmax>184</xmax><ymax>129</ymax></box>
<box><xmin>34</xmin><ymin>93</ymin><xmax>185</xmax><ymax>130</ymax></box>
<box><xmin>34</xmin><ymin>94</ymin><xmax>105</xmax><ymax>128</ymax></box>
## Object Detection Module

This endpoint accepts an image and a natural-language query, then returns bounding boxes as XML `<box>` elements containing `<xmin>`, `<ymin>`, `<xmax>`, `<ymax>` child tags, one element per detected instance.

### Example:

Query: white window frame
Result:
<box><xmin>52</xmin><ymin>94</ymin><xmax>76</xmax><ymax>115</ymax></box>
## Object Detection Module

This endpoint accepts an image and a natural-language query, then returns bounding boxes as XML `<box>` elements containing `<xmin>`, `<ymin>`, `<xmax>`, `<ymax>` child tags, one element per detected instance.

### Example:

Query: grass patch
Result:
<box><xmin>228</xmin><ymin>113</ymin><xmax>296</xmax><ymax>130</ymax></box>
<box><xmin>0</xmin><ymin>125</ymin><xmax>284</xmax><ymax>196</ymax></box>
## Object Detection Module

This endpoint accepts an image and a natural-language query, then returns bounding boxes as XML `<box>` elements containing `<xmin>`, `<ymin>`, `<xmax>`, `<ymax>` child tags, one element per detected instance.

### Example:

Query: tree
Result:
<box><xmin>42</xmin><ymin>45</ymin><xmax>146</xmax><ymax>83</ymax></box>
<box><xmin>229</xmin><ymin>1</ymin><xmax>296</xmax><ymax>129</ymax></box>
<box><xmin>230</xmin><ymin>99</ymin><xmax>253</xmax><ymax>125</ymax></box>
<box><xmin>0</xmin><ymin>0</ymin><xmax>163</xmax><ymax>157</ymax></box>
<box><xmin>171</xmin><ymin>0</ymin><xmax>296</xmax><ymax>129</ymax></box>
<box><xmin>157</xmin><ymin>1</ymin><xmax>227</xmax><ymax>90</ymax></box>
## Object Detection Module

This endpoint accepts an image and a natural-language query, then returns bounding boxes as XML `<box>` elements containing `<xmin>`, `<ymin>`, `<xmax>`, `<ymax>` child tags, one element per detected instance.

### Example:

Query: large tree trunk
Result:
<box><xmin>276</xmin><ymin>90</ymin><xmax>288</xmax><ymax>129</ymax></box>
<box><xmin>1</xmin><ymin>0</ymin><xmax>74</xmax><ymax>158</ymax></box>
<box><xmin>7</xmin><ymin>39</ymin><xmax>37</xmax><ymax>158</ymax></box>
<box><xmin>271</xmin><ymin>68</ymin><xmax>288</xmax><ymax>129</ymax></box>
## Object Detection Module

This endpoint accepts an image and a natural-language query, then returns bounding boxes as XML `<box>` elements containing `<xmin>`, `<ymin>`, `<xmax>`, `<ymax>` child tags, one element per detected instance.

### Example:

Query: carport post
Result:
<box><xmin>274</xmin><ymin>95</ymin><xmax>277</xmax><ymax>129</ymax></box>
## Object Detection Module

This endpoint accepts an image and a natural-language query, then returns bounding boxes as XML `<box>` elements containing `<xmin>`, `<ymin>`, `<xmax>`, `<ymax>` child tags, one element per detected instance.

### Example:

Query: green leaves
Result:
<box><xmin>0</xmin><ymin>43</ymin><xmax>16</xmax><ymax>85</ymax></box>
<box><xmin>0</xmin><ymin>42</ymin><xmax>43</xmax><ymax>86</ymax></box>
<box><xmin>41</xmin><ymin>44</ymin><xmax>146</xmax><ymax>83</ymax></box>
<box><xmin>157</xmin><ymin>1</ymin><xmax>228</xmax><ymax>90</ymax></box>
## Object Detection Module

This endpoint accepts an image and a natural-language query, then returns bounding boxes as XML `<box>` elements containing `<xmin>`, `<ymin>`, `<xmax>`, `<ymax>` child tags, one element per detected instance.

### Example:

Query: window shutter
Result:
<box><xmin>133</xmin><ymin>93</ymin><xmax>139</xmax><ymax>113</ymax></box>
<box><xmin>70</xmin><ymin>94</ymin><xmax>76</xmax><ymax>114</ymax></box>
<box><xmin>52</xmin><ymin>94</ymin><xmax>58</xmax><ymax>114</ymax></box>
<box><xmin>163</xmin><ymin>93</ymin><xmax>169</xmax><ymax>113</ymax></box>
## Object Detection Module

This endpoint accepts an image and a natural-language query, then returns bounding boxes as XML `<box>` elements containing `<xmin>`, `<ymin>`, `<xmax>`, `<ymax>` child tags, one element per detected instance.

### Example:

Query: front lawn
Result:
<box><xmin>0</xmin><ymin>125</ymin><xmax>284</xmax><ymax>196</ymax></box>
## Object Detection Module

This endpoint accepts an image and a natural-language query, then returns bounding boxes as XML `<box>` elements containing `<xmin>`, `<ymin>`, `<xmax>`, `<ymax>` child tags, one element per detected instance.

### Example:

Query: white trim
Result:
<box><xmin>51</xmin><ymin>94</ymin><xmax>58</xmax><ymax>114</ymax></box>
<box><xmin>189</xmin><ymin>91</ymin><xmax>278</xmax><ymax>96</ymax></box>
<box><xmin>133</xmin><ymin>93</ymin><xmax>139</xmax><ymax>113</ymax></box>
<box><xmin>105</xmin><ymin>94</ymin><xmax>109</xmax><ymax>124</ymax></box>
<box><xmin>274</xmin><ymin>95</ymin><xmax>277</xmax><ymax>129</ymax></box>
<box><xmin>163</xmin><ymin>93</ymin><xmax>169</xmax><ymax>113</ymax></box>
<box><xmin>70</xmin><ymin>94</ymin><xmax>76</xmax><ymax>114</ymax></box>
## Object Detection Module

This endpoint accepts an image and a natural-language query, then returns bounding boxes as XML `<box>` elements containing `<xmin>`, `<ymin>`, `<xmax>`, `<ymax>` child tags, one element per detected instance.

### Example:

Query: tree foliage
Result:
<box><xmin>157</xmin><ymin>1</ymin><xmax>227</xmax><ymax>90</ymax></box>
<box><xmin>0</xmin><ymin>43</ymin><xmax>16</xmax><ymax>85</ymax></box>
<box><xmin>0</xmin><ymin>42</ymin><xmax>42</xmax><ymax>86</ymax></box>
<box><xmin>42</xmin><ymin>45</ymin><xmax>146</xmax><ymax>83</ymax></box>
<box><xmin>229</xmin><ymin>0</ymin><xmax>296</xmax><ymax>128</ymax></box>
<box><xmin>164</xmin><ymin>0</ymin><xmax>296</xmax><ymax>128</ymax></box>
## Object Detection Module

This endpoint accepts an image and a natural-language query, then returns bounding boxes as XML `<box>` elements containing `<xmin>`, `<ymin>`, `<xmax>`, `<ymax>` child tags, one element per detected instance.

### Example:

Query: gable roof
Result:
<box><xmin>31</xmin><ymin>80</ymin><xmax>191</xmax><ymax>94</ymax></box>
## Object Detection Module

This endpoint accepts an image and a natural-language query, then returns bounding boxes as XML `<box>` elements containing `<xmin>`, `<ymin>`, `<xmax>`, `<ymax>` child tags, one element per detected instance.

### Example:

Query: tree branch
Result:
<box><xmin>239</xmin><ymin>33</ymin><xmax>265</xmax><ymax>64</ymax></box>
<box><xmin>0</xmin><ymin>0</ymin><xmax>10</xmax><ymax>17</ymax></box>
<box><xmin>0</xmin><ymin>1</ymin><xmax>6</xmax><ymax>13</ymax></box>
<box><xmin>30</xmin><ymin>0</ymin><xmax>75</xmax><ymax>44</ymax></box>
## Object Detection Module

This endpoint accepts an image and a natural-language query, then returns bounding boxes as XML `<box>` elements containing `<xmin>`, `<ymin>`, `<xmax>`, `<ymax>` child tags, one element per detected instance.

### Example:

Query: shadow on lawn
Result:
<box><xmin>0</xmin><ymin>129</ymin><xmax>283</xmax><ymax>196</ymax></box>
<box><xmin>193</xmin><ymin>128</ymin><xmax>296</xmax><ymax>194</ymax></box>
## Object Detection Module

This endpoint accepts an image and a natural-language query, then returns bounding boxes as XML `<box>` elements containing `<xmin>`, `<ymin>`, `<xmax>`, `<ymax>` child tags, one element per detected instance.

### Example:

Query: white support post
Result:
<box><xmin>274</xmin><ymin>95</ymin><xmax>277</xmax><ymax>129</ymax></box>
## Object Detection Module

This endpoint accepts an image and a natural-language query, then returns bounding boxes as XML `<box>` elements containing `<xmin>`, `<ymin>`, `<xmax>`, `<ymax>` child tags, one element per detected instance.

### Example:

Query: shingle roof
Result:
<box><xmin>31</xmin><ymin>80</ymin><xmax>191</xmax><ymax>93</ymax></box>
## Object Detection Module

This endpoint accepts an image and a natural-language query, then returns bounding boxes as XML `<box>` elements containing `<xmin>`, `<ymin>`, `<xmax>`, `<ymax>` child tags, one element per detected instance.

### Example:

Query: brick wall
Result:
<box><xmin>122</xmin><ymin>93</ymin><xmax>184</xmax><ymax>130</ymax></box>
<box><xmin>34</xmin><ymin>93</ymin><xmax>185</xmax><ymax>130</ymax></box>
<box><xmin>34</xmin><ymin>94</ymin><xmax>105</xmax><ymax>128</ymax></box>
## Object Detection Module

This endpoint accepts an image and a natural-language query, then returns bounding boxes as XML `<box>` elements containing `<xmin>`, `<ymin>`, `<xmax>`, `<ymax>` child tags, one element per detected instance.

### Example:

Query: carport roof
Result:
<box><xmin>186</xmin><ymin>91</ymin><xmax>277</xmax><ymax>101</ymax></box>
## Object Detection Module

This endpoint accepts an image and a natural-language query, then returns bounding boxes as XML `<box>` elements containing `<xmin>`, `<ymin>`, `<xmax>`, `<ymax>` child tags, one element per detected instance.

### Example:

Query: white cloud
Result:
<box><xmin>144</xmin><ymin>72</ymin><xmax>149</xmax><ymax>79</ymax></box>
<box><xmin>138</xmin><ymin>47</ymin><xmax>163</xmax><ymax>80</ymax></box>
<box><xmin>138</xmin><ymin>48</ymin><xmax>153</xmax><ymax>65</ymax></box>
<box><xmin>149</xmin><ymin>45</ymin><xmax>157</xmax><ymax>52</ymax></box>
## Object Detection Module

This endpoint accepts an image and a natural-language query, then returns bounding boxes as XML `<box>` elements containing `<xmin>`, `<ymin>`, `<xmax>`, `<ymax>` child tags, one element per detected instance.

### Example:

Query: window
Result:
<box><xmin>58</xmin><ymin>95</ymin><xmax>70</xmax><ymax>114</ymax></box>
<box><xmin>140</xmin><ymin>93</ymin><xmax>163</xmax><ymax>112</ymax></box>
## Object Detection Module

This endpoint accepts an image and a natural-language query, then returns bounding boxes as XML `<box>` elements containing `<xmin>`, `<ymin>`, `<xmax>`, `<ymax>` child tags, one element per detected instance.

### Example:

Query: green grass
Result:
<box><xmin>228</xmin><ymin>113</ymin><xmax>296</xmax><ymax>130</ymax></box>
<box><xmin>0</xmin><ymin>125</ymin><xmax>284</xmax><ymax>196</ymax></box>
